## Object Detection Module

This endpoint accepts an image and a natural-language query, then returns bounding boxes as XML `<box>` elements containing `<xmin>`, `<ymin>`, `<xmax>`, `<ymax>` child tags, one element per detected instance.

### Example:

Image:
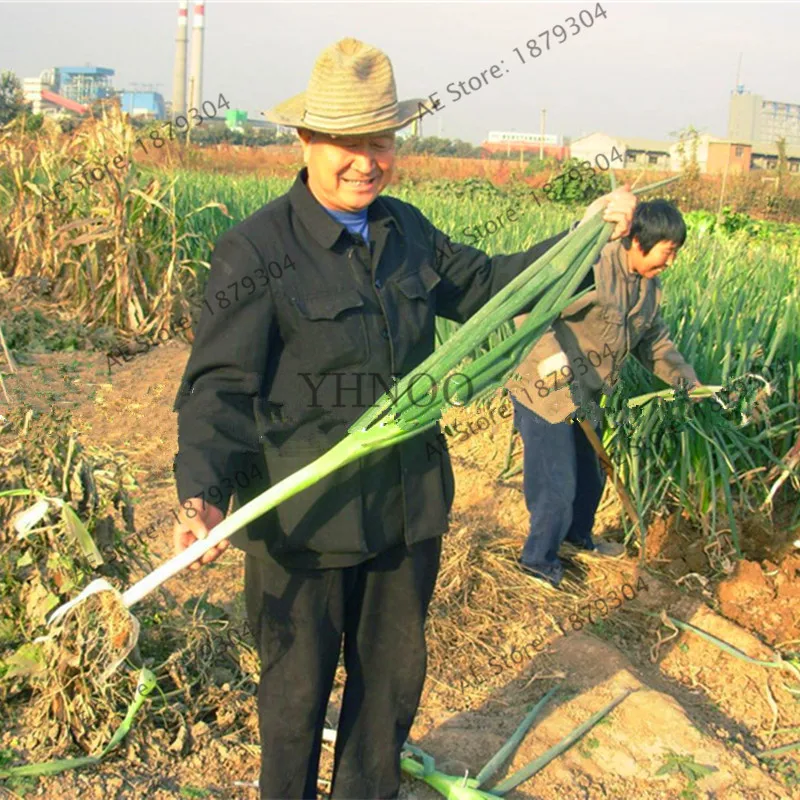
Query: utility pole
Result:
<box><xmin>539</xmin><ymin>109</ymin><xmax>546</xmax><ymax>160</ymax></box>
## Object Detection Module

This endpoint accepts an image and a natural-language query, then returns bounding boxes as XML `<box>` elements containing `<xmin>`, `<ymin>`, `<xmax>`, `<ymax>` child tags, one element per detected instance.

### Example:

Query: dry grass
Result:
<box><xmin>424</xmin><ymin>517</ymin><xmax>633</xmax><ymax>714</ymax></box>
<box><xmin>0</xmin><ymin>407</ymin><xmax>260</xmax><ymax>764</ymax></box>
<box><xmin>0</xmin><ymin>107</ymin><xmax>226</xmax><ymax>337</ymax></box>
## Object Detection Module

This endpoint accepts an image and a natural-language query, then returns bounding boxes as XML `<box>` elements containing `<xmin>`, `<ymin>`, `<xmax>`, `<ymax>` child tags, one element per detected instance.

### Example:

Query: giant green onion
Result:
<box><xmin>94</xmin><ymin>210</ymin><xmax>614</xmax><ymax>609</ymax></box>
<box><xmin>488</xmin><ymin>688</ymin><xmax>635</xmax><ymax>795</ymax></box>
<box><xmin>474</xmin><ymin>687</ymin><xmax>559</xmax><ymax>787</ymax></box>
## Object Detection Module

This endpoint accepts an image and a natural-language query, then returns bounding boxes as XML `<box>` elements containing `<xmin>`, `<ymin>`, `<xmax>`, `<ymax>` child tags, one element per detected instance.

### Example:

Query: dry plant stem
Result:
<box><xmin>47</xmin><ymin>590</ymin><xmax>138</xmax><ymax>685</ymax></box>
<box><xmin>763</xmin><ymin>676</ymin><xmax>779</xmax><ymax>743</ymax></box>
<box><xmin>0</xmin><ymin>372</ymin><xmax>10</xmax><ymax>404</ymax></box>
<box><xmin>0</xmin><ymin>322</ymin><xmax>17</xmax><ymax>373</ymax></box>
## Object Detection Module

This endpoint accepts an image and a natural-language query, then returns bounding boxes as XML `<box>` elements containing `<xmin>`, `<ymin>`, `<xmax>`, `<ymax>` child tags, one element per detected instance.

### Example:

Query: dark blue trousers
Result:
<box><xmin>512</xmin><ymin>398</ymin><xmax>606</xmax><ymax>586</ymax></box>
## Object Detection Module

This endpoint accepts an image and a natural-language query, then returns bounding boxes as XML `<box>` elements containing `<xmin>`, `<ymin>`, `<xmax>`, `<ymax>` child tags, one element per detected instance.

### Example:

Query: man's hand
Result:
<box><xmin>173</xmin><ymin>497</ymin><xmax>228</xmax><ymax>571</ymax></box>
<box><xmin>580</xmin><ymin>184</ymin><xmax>637</xmax><ymax>241</ymax></box>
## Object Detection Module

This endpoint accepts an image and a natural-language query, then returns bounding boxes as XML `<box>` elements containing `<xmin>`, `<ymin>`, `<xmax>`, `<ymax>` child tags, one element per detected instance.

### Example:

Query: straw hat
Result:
<box><xmin>263</xmin><ymin>37</ymin><xmax>431</xmax><ymax>136</ymax></box>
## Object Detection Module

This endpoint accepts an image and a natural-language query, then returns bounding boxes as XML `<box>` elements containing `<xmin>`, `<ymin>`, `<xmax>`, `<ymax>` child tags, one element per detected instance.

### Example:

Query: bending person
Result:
<box><xmin>507</xmin><ymin>199</ymin><xmax>701</xmax><ymax>589</ymax></box>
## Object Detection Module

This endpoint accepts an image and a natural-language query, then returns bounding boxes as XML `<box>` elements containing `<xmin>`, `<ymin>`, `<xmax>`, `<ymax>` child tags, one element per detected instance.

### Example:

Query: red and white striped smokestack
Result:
<box><xmin>171</xmin><ymin>0</ymin><xmax>189</xmax><ymax>119</ymax></box>
<box><xmin>188</xmin><ymin>1</ymin><xmax>205</xmax><ymax>117</ymax></box>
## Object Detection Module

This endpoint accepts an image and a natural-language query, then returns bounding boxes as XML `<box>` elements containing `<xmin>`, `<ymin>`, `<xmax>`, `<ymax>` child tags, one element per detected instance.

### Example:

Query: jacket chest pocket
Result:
<box><xmin>628</xmin><ymin>297</ymin><xmax>658</xmax><ymax>348</ymax></box>
<box><xmin>291</xmin><ymin>289</ymin><xmax>370</xmax><ymax>369</ymax></box>
<box><xmin>390</xmin><ymin>265</ymin><xmax>441</xmax><ymax>364</ymax></box>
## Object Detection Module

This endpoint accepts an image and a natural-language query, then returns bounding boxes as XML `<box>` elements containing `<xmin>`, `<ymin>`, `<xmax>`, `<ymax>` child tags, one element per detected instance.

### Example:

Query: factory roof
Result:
<box><xmin>571</xmin><ymin>132</ymin><xmax>672</xmax><ymax>152</ymax></box>
<box><xmin>621</xmin><ymin>137</ymin><xmax>673</xmax><ymax>153</ymax></box>
<box><xmin>57</xmin><ymin>66</ymin><xmax>115</xmax><ymax>77</ymax></box>
<box><xmin>749</xmin><ymin>141</ymin><xmax>800</xmax><ymax>158</ymax></box>
<box><xmin>41</xmin><ymin>89</ymin><xmax>88</xmax><ymax>115</ymax></box>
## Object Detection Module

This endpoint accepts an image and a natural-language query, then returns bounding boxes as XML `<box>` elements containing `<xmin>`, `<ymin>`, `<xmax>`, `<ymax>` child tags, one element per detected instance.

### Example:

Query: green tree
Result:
<box><xmin>396</xmin><ymin>134</ymin><xmax>481</xmax><ymax>159</ymax></box>
<box><xmin>671</xmin><ymin>124</ymin><xmax>701</xmax><ymax>182</ymax></box>
<box><xmin>0</xmin><ymin>70</ymin><xmax>29</xmax><ymax>126</ymax></box>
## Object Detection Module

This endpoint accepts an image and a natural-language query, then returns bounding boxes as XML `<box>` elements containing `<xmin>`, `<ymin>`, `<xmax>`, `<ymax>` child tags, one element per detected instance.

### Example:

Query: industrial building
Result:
<box><xmin>22</xmin><ymin>65</ymin><xmax>167</xmax><ymax>121</ymax></box>
<box><xmin>22</xmin><ymin>66</ymin><xmax>115</xmax><ymax>117</ymax></box>
<box><xmin>23</xmin><ymin>76</ymin><xmax>87</xmax><ymax>117</ymax></box>
<box><xmin>16</xmin><ymin>4</ymin><xmax>277</xmax><ymax>134</ymax></box>
<box><xmin>171</xmin><ymin>1</ymin><xmax>206</xmax><ymax>123</ymax></box>
<box><xmin>728</xmin><ymin>88</ymin><xmax>800</xmax><ymax>148</ymax></box>
<box><xmin>56</xmin><ymin>66</ymin><xmax>115</xmax><ymax>106</ymax></box>
<box><xmin>120</xmin><ymin>91</ymin><xmax>166</xmax><ymax>121</ymax></box>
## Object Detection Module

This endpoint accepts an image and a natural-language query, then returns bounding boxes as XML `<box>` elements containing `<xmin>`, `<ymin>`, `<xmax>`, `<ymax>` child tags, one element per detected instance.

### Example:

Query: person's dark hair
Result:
<box><xmin>623</xmin><ymin>199</ymin><xmax>686</xmax><ymax>255</ymax></box>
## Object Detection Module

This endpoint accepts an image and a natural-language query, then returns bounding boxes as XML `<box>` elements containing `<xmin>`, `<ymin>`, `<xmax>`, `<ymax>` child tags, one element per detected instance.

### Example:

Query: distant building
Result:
<box><xmin>669</xmin><ymin>134</ymin><xmax>750</xmax><ymax>174</ymax></box>
<box><xmin>481</xmin><ymin>130</ymin><xmax>567</xmax><ymax>159</ymax></box>
<box><xmin>569</xmin><ymin>132</ymin><xmax>671</xmax><ymax>169</ymax></box>
<box><xmin>669</xmin><ymin>133</ymin><xmax>800</xmax><ymax>174</ymax></box>
<box><xmin>619</xmin><ymin>137</ymin><xmax>672</xmax><ymax>168</ymax></box>
<box><xmin>23</xmin><ymin>65</ymin><xmax>116</xmax><ymax>118</ymax></box>
<box><xmin>749</xmin><ymin>140</ymin><xmax>800</xmax><ymax>173</ymax></box>
<box><xmin>728</xmin><ymin>89</ymin><xmax>800</xmax><ymax>147</ymax></box>
<box><xmin>120</xmin><ymin>91</ymin><xmax>166</xmax><ymax>120</ymax></box>
<box><xmin>55</xmin><ymin>66</ymin><xmax>115</xmax><ymax>106</ymax></box>
<box><xmin>22</xmin><ymin>70</ymin><xmax>88</xmax><ymax>117</ymax></box>
<box><xmin>487</xmin><ymin>131</ymin><xmax>562</xmax><ymax>146</ymax></box>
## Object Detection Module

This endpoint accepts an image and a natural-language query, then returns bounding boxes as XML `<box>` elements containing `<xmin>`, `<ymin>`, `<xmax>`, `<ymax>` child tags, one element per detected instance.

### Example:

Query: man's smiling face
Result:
<box><xmin>298</xmin><ymin>129</ymin><xmax>396</xmax><ymax>212</ymax></box>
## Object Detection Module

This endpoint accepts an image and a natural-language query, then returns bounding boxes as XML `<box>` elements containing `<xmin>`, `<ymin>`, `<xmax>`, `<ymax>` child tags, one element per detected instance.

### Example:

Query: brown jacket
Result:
<box><xmin>506</xmin><ymin>239</ymin><xmax>698</xmax><ymax>424</ymax></box>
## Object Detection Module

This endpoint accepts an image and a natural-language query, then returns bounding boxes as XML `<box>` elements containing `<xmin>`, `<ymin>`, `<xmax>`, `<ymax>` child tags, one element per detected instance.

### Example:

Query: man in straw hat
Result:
<box><xmin>171</xmin><ymin>37</ymin><xmax>635</xmax><ymax>798</ymax></box>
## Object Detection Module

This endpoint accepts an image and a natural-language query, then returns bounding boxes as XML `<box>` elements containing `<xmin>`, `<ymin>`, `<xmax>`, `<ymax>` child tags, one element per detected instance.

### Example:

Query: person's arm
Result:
<box><xmin>633</xmin><ymin>308</ymin><xmax>699</xmax><ymax>389</ymax></box>
<box><xmin>172</xmin><ymin>230</ymin><xmax>277</xmax><ymax>565</ymax></box>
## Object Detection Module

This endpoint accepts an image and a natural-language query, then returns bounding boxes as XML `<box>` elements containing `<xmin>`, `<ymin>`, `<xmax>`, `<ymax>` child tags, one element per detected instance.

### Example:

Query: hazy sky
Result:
<box><xmin>1</xmin><ymin>1</ymin><xmax>798</xmax><ymax>145</ymax></box>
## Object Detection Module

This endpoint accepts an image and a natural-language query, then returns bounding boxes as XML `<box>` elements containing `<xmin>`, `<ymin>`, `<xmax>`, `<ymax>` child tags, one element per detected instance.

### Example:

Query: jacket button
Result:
<box><xmin>374</xmin><ymin>278</ymin><xmax>382</xmax><ymax>290</ymax></box>
<box><xmin>381</xmin><ymin>328</ymin><xmax>389</xmax><ymax>339</ymax></box>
